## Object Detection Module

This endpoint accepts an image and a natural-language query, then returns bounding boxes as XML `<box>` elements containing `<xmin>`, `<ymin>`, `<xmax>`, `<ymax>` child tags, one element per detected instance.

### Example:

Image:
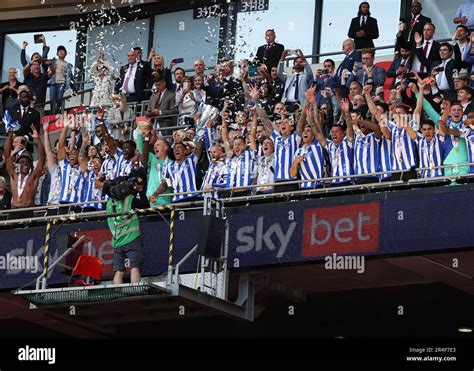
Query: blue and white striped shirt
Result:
<box><xmin>325</xmin><ymin>138</ymin><xmax>354</xmax><ymax>183</ymax></box>
<box><xmin>379</xmin><ymin>122</ymin><xmax>394</xmax><ymax>180</ymax></box>
<box><xmin>353</xmin><ymin>130</ymin><xmax>380</xmax><ymax>177</ymax></box>
<box><xmin>101</xmin><ymin>148</ymin><xmax>123</xmax><ymax>180</ymax></box>
<box><xmin>390</xmin><ymin>123</ymin><xmax>417</xmax><ymax>171</ymax></box>
<box><xmin>81</xmin><ymin>171</ymin><xmax>106</xmax><ymax>209</ymax></box>
<box><xmin>201</xmin><ymin>160</ymin><xmax>229</xmax><ymax>198</ymax></box>
<box><xmin>58</xmin><ymin>158</ymin><xmax>83</xmax><ymax>204</ymax></box>
<box><xmin>164</xmin><ymin>154</ymin><xmax>198</xmax><ymax>203</ymax></box>
<box><xmin>272</xmin><ymin>130</ymin><xmax>302</xmax><ymax>181</ymax></box>
<box><xmin>294</xmin><ymin>140</ymin><xmax>325</xmax><ymax>188</ymax></box>
<box><xmin>443</xmin><ymin>120</ymin><xmax>465</xmax><ymax>161</ymax></box>
<box><xmin>461</xmin><ymin>126</ymin><xmax>474</xmax><ymax>173</ymax></box>
<box><xmin>116</xmin><ymin>153</ymin><xmax>136</xmax><ymax>177</ymax></box>
<box><xmin>226</xmin><ymin>149</ymin><xmax>255</xmax><ymax>189</ymax></box>
<box><xmin>415</xmin><ymin>133</ymin><xmax>445</xmax><ymax>178</ymax></box>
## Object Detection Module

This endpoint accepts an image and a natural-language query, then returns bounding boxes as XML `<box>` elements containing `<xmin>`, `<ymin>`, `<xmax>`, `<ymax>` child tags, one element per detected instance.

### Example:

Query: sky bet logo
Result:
<box><xmin>302</xmin><ymin>203</ymin><xmax>380</xmax><ymax>257</ymax></box>
<box><xmin>235</xmin><ymin>216</ymin><xmax>297</xmax><ymax>258</ymax></box>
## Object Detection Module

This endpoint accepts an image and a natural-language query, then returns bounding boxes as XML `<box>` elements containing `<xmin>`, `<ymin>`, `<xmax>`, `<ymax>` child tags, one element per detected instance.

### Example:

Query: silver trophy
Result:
<box><xmin>195</xmin><ymin>102</ymin><xmax>219</xmax><ymax>144</ymax></box>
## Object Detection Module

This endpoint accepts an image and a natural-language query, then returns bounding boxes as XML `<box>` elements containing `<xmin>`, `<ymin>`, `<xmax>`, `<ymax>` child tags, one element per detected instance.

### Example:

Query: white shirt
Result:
<box><xmin>121</xmin><ymin>62</ymin><xmax>137</xmax><ymax>94</ymax></box>
<box><xmin>412</xmin><ymin>40</ymin><xmax>434</xmax><ymax>73</ymax></box>
<box><xmin>285</xmin><ymin>73</ymin><xmax>300</xmax><ymax>103</ymax></box>
<box><xmin>360</xmin><ymin>15</ymin><xmax>367</xmax><ymax>27</ymax></box>
<box><xmin>435</xmin><ymin>58</ymin><xmax>452</xmax><ymax>91</ymax></box>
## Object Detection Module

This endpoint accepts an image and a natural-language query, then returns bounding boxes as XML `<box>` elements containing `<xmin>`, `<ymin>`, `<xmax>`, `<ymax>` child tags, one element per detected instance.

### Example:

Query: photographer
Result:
<box><xmin>313</xmin><ymin>59</ymin><xmax>338</xmax><ymax>104</ymax></box>
<box><xmin>105</xmin><ymin>173</ymin><xmax>149</xmax><ymax>285</ymax></box>
<box><xmin>346</xmin><ymin>48</ymin><xmax>386</xmax><ymax>89</ymax></box>
<box><xmin>278</xmin><ymin>48</ymin><xmax>314</xmax><ymax>111</ymax></box>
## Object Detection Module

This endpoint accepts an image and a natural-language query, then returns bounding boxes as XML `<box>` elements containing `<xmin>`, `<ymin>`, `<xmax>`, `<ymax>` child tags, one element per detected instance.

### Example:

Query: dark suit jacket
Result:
<box><xmin>397</xmin><ymin>14</ymin><xmax>432</xmax><ymax>50</ymax></box>
<box><xmin>9</xmin><ymin>103</ymin><xmax>40</xmax><ymax>138</ymax></box>
<box><xmin>415</xmin><ymin>40</ymin><xmax>441</xmax><ymax>76</ymax></box>
<box><xmin>464</xmin><ymin>101</ymin><xmax>474</xmax><ymax>115</ymax></box>
<box><xmin>148</xmin><ymin>89</ymin><xmax>178</xmax><ymax>132</ymax></box>
<box><xmin>348</xmin><ymin>16</ymin><xmax>379</xmax><ymax>49</ymax></box>
<box><xmin>202</xmin><ymin>76</ymin><xmax>244</xmax><ymax>118</ymax></box>
<box><xmin>387</xmin><ymin>54</ymin><xmax>414</xmax><ymax>79</ymax></box>
<box><xmin>336</xmin><ymin>50</ymin><xmax>363</xmax><ymax>79</ymax></box>
<box><xmin>430</xmin><ymin>49</ymin><xmax>464</xmax><ymax>99</ymax></box>
<box><xmin>255</xmin><ymin>42</ymin><xmax>285</xmax><ymax>70</ymax></box>
<box><xmin>115</xmin><ymin>62</ymin><xmax>147</xmax><ymax>102</ymax></box>
<box><xmin>335</xmin><ymin>50</ymin><xmax>362</xmax><ymax>97</ymax></box>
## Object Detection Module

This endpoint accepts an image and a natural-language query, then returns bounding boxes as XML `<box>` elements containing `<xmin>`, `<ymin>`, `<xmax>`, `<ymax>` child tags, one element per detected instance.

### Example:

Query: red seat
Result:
<box><xmin>374</xmin><ymin>61</ymin><xmax>394</xmax><ymax>101</ymax></box>
<box><xmin>70</xmin><ymin>255</ymin><xmax>103</xmax><ymax>286</ymax></box>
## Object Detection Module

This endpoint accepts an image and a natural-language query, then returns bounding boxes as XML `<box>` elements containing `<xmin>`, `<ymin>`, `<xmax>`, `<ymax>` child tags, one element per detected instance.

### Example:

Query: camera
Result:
<box><xmin>403</xmin><ymin>72</ymin><xmax>415</xmax><ymax>79</ymax></box>
<box><xmin>104</xmin><ymin>176</ymin><xmax>135</xmax><ymax>201</ymax></box>
<box><xmin>435</xmin><ymin>67</ymin><xmax>445</xmax><ymax>72</ymax></box>
<box><xmin>104</xmin><ymin>168</ymin><xmax>145</xmax><ymax>201</ymax></box>
<box><xmin>354</xmin><ymin>62</ymin><xmax>364</xmax><ymax>70</ymax></box>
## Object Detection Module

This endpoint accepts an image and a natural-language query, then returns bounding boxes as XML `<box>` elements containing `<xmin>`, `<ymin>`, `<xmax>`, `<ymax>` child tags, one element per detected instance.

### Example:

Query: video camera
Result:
<box><xmin>103</xmin><ymin>167</ymin><xmax>145</xmax><ymax>201</ymax></box>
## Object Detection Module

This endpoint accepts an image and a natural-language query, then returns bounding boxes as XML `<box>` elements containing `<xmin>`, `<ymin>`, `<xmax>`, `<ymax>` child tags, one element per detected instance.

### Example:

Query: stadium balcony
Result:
<box><xmin>0</xmin><ymin>0</ymin><xmax>473</xmax><ymax>343</ymax></box>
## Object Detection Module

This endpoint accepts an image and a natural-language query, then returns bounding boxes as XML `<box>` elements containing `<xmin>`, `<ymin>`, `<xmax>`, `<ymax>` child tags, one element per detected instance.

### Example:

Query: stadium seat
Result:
<box><xmin>70</xmin><ymin>255</ymin><xmax>103</xmax><ymax>286</ymax></box>
<box><xmin>374</xmin><ymin>61</ymin><xmax>393</xmax><ymax>101</ymax></box>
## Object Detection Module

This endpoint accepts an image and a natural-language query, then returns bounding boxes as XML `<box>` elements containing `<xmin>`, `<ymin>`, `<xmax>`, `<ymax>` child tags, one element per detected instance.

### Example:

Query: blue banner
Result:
<box><xmin>1</xmin><ymin>186</ymin><xmax>474</xmax><ymax>290</ymax></box>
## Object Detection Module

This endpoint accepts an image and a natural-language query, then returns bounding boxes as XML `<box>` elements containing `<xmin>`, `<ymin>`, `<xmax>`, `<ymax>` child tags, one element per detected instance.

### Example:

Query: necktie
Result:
<box><xmin>123</xmin><ymin>64</ymin><xmax>133</xmax><ymax>93</ymax></box>
<box><xmin>155</xmin><ymin>91</ymin><xmax>162</xmax><ymax>109</ymax></box>
<box><xmin>361</xmin><ymin>16</ymin><xmax>366</xmax><ymax>27</ymax></box>
<box><xmin>421</xmin><ymin>41</ymin><xmax>430</xmax><ymax>73</ymax></box>
<box><xmin>264</xmin><ymin>44</ymin><xmax>271</xmax><ymax>56</ymax></box>
<box><xmin>410</xmin><ymin>16</ymin><xmax>417</xmax><ymax>29</ymax></box>
<box><xmin>21</xmin><ymin>107</ymin><xmax>25</xmax><ymax>119</ymax></box>
<box><xmin>294</xmin><ymin>73</ymin><xmax>300</xmax><ymax>101</ymax></box>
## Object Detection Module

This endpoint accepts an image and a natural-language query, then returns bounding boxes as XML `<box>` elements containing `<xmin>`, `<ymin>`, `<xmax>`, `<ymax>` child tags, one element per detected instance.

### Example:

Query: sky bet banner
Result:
<box><xmin>1</xmin><ymin>187</ymin><xmax>474</xmax><ymax>289</ymax></box>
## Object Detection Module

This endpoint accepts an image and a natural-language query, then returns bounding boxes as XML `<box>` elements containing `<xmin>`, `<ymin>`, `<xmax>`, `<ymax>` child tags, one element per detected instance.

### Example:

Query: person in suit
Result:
<box><xmin>346</xmin><ymin>48</ymin><xmax>386</xmax><ymax>89</ymax></box>
<box><xmin>115</xmin><ymin>50</ymin><xmax>147</xmax><ymax>103</ymax></box>
<box><xmin>277</xmin><ymin>49</ymin><xmax>314</xmax><ymax>111</ymax></box>
<box><xmin>348</xmin><ymin>2</ymin><xmax>379</xmax><ymax>49</ymax></box>
<box><xmin>387</xmin><ymin>46</ymin><xmax>414</xmax><ymax>86</ymax></box>
<box><xmin>335</xmin><ymin>39</ymin><xmax>363</xmax><ymax>97</ymax></box>
<box><xmin>431</xmin><ymin>42</ymin><xmax>465</xmax><ymax>100</ymax></box>
<box><xmin>413</xmin><ymin>23</ymin><xmax>441</xmax><ymax>78</ymax></box>
<box><xmin>8</xmin><ymin>90</ymin><xmax>41</xmax><ymax>145</ymax></box>
<box><xmin>202</xmin><ymin>59</ymin><xmax>244</xmax><ymax>119</ymax></box>
<box><xmin>0</xmin><ymin>67</ymin><xmax>21</xmax><ymax>114</ymax></box>
<box><xmin>255</xmin><ymin>29</ymin><xmax>285</xmax><ymax>71</ymax></box>
<box><xmin>396</xmin><ymin>1</ymin><xmax>431</xmax><ymax>51</ymax></box>
<box><xmin>146</xmin><ymin>76</ymin><xmax>178</xmax><ymax>135</ymax></box>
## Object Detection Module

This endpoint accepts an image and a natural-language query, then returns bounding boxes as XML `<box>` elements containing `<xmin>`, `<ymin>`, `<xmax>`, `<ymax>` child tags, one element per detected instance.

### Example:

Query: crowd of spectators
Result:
<box><xmin>1</xmin><ymin>0</ymin><xmax>474</xmax><ymax>219</ymax></box>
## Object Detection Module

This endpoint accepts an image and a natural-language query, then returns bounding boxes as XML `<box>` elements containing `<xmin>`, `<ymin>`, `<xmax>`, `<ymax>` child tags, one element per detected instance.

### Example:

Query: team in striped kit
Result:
<box><xmin>35</xmin><ymin>76</ymin><xmax>472</xmax><ymax>215</ymax></box>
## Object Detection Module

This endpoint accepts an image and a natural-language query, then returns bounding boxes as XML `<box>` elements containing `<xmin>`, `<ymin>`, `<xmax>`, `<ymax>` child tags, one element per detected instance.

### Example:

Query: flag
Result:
<box><xmin>2</xmin><ymin>110</ymin><xmax>20</xmax><ymax>132</ymax></box>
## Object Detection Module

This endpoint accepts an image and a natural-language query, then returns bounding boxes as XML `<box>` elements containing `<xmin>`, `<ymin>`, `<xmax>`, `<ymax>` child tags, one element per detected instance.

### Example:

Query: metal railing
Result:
<box><xmin>0</xmin><ymin>162</ymin><xmax>472</xmax><ymax>227</ymax></box>
<box><xmin>284</xmin><ymin>38</ymin><xmax>452</xmax><ymax>66</ymax></box>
